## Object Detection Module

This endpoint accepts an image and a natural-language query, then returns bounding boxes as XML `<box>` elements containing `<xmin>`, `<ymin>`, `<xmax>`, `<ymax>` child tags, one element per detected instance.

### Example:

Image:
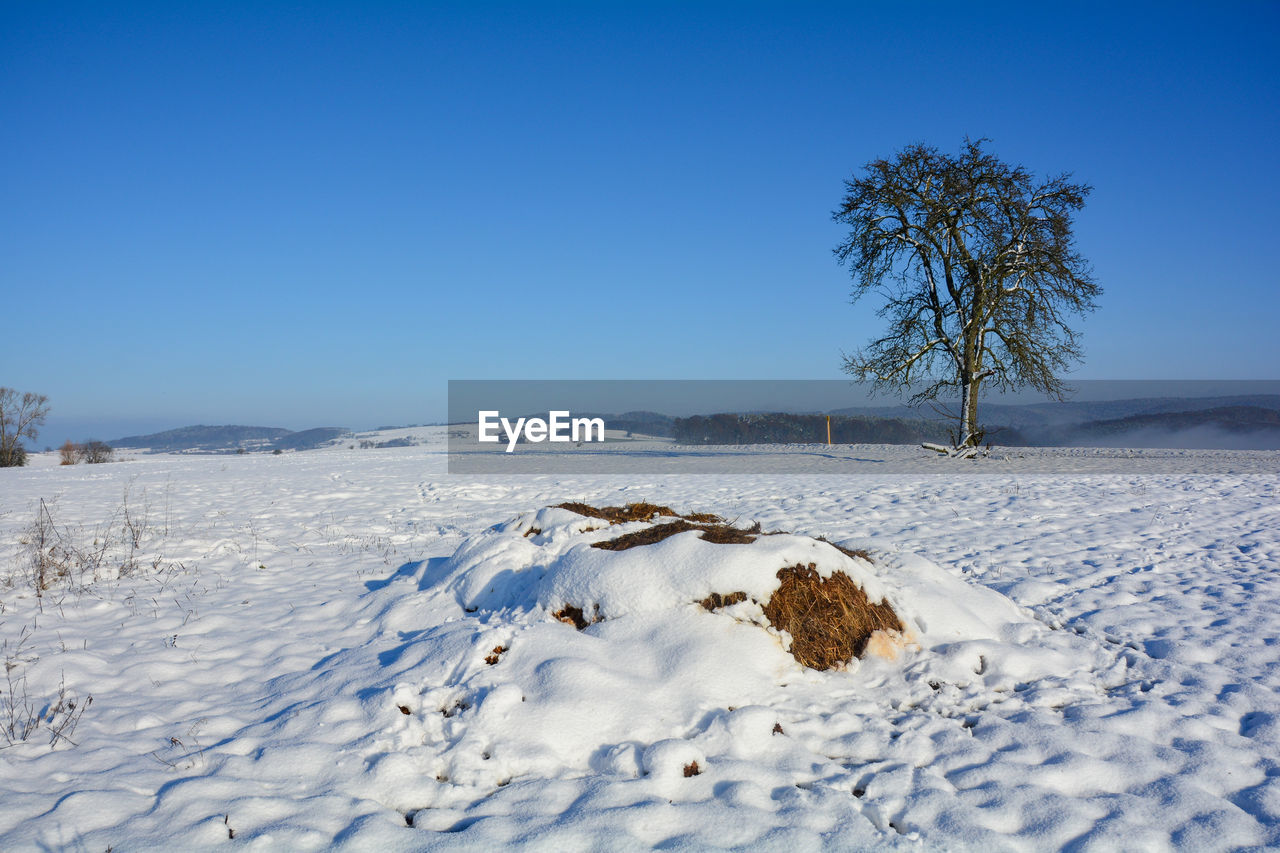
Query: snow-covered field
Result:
<box><xmin>1</xmin><ymin>432</ymin><xmax>1278</xmax><ymax>851</ymax></box>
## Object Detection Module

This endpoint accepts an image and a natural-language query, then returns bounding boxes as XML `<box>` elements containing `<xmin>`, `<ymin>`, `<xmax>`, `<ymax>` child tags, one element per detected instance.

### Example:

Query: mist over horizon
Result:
<box><xmin>21</xmin><ymin>382</ymin><xmax>1279</xmax><ymax>455</ymax></box>
<box><xmin>21</xmin><ymin>380</ymin><xmax>1280</xmax><ymax>449</ymax></box>
<box><xmin>1063</xmin><ymin>425</ymin><xmax>1280</xmax><ymax>452</ymax></box>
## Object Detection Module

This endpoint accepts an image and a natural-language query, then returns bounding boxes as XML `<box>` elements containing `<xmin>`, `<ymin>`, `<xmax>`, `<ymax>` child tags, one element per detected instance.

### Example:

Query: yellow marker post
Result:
<box><xmin>826</xmin><ymin>415</ymin><xmax>832</xmax><ymax>446</ymax></box>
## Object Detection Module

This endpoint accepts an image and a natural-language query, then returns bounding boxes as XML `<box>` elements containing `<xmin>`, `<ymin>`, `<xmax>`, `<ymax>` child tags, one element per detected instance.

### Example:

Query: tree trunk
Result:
<box><xmin>965</xmin><ymin>377</ymin><xmax>981</xmax><ymax>447</ymax></box>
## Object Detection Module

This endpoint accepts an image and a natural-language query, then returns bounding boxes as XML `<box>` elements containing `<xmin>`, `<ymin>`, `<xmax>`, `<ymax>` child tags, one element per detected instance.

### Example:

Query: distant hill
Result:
<box><xmin>1063</xmin><ymin>406</ymin><xmax>1280</xmax><ymax>449</ymax></box>
<box><xmin>270</xmin><ymin>427</ymin><xmax>351</xmax><ymax>451</ymax></box>
<box><xmin>831</xmin><ymin>395</ymin><xmax>1280</xmax><ymax>429</ymax></box>
<box><xmin>661</xmin><ymin>398</ymin><xmax>1280</xmax><ymax>449</ymax></box>
<box><xmin>1000</xmin><ymin>406</ymin><xmax>1280</xmax><ymax>449</ymax></box>
<box><xmin>111</xmin><ymin>425</ymin><xmax>350</xmax><ymax>453</ymax></box>
<box><xmin>978</xmin><ymin>395</ymin><xmax>1280</xmax><ymax>430</ymax></box>
<box><xmin>1082</xmin><ymin>405</ymin><xmax>1280</xmax><ymax>434</ymax></box>
<box><xmin>112</xmin><ymin>425</ymin><xmax>289</xmax><ymax>451</ymax></box>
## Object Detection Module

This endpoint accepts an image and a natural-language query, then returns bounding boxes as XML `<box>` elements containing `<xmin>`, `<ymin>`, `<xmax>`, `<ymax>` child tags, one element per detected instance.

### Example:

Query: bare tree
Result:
<box><xmin>79</xmin><ymin>440</ymin><xmax>114</xmax><ymax>464</ymax></box>
<box><xmin>833</xmin><ymin>139</ymin><xmax>1100</xmax><ymax>448</ymax></box>
<box><xmin>0</xmin><ymin>388</ymin><xmax>50</xmax><ymax>467</ymax></box>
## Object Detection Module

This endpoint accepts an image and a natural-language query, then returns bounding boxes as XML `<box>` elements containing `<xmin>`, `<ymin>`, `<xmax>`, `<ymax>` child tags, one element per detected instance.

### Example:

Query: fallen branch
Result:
<box><xmin>921</xmin><ymin>442</ymin><xmax>986</xmax><ymax>459</ymax></box>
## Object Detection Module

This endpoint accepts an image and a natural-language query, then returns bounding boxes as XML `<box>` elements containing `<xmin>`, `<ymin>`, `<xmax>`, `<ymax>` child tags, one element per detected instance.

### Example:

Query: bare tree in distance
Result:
<box><xmin>79</xmin><ymin>440</ymin><xmax>114</xmax><ymax>464</ymax></box>
<box><xmin>0</xmin><ymin>388</ymin><xmax>50</xmax><ymax>467</ymax></box>
<box><xmin>832</xmin><ymin>139</ymin><xmax>1100</xmax><ymax>449</ymax></box>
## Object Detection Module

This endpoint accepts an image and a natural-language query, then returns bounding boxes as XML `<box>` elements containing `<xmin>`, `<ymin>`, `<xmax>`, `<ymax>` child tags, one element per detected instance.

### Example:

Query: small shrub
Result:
<box><xmin>78</xmin><ymin>440</ymin><xmax>113</xmax><ymax>464</ymax></box>
<box><xmin>59</xmin><ymin>441</ymin><xmax>78</xmax><ymax>465</ymax></box>
<box><xmin>17</xmin><ymin>487</ymin><xmax>168</xmax><ymax>601</ymax></box>
<box><xmin>2</xmin><ymin>634</ymin><xmax>92</xmax><ymax>749</ymax></box>
<box><xmin>26</xmin><ymin>498</ymin><xmax>77</xmax><ymax>592</ymax></box>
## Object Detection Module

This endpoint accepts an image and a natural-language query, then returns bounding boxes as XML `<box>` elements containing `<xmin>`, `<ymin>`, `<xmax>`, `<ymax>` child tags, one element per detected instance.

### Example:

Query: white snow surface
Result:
<box><xmin>0</xmin><ymin>435</ymin><xmax>1278</xmax><ymax>851</ymax></box>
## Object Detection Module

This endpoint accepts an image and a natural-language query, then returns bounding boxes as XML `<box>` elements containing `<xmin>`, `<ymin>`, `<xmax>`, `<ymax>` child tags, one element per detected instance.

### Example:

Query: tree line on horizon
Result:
<box><xmin>672</xmin><ymin>413</ymin><xmax>950</xmax><ymax>446</ymax></box>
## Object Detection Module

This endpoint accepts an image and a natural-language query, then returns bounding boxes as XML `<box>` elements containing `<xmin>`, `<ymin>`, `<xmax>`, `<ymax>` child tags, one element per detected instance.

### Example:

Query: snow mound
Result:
<box><xmin>442</xmin><ymin>502</ymin><xmax>1039</xmax><ymax>663</ymax></box>
<box><xmin>371</xmin><ymin>502</ymin><xmax>1106</xmax><ymax>815</ymax></box>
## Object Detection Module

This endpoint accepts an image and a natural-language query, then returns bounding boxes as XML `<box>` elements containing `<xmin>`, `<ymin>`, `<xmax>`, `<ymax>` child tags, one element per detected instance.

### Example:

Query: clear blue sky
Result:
<box><xmin>3</xmin><ymin>1</ymin><xmax>1277</xmax><ymax>438</ymax></box>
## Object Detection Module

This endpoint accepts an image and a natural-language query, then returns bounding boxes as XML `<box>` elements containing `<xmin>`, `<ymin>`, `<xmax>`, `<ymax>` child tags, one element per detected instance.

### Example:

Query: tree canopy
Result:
<box><xmin>833</xmin><ymin>139</ymin><xmax>1100</xmax><ymax>447</ymax></box>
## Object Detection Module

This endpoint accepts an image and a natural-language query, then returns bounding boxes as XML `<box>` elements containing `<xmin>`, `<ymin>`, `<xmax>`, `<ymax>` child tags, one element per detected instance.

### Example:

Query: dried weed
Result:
<box><xmin>816</xmin><ymin>536</ymin><xmax>874</xmax><ymax>563</ymax></box>
<box><xmin>698</xmin><ymin>591</ymin><xmax>748</xmax><ymax>611</ymax></box>
<box><xmin>553</xmin><ymin>605</ymin><xmax>590</xmax><ymax>630</ymax></box>
<box><xmin>761</xmin><ymin>563</ymin><xmax>902</xmax><ymax>670</ymax></box>
<box><xmin>555</xmin><ymin>502</ymin><xmax>724</xmax><ymax>526</ymax></box>
<box><xmin>593</xmin><ymin>521</ymin><xmax>759</xmax><ymax>551</ymax></box>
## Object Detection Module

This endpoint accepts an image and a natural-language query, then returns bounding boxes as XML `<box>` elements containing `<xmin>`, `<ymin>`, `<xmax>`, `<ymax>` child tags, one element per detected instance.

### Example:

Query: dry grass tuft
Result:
<box><xmin>683</xmin><ymin>761</ymin><xmax>701</xmax><ymax>777</ymax></box>
<box><xmin>698</xmin><ymin>591</ymin><xmax>748</xmax><ymax>610</ymax></box>
<box><xmin>555</xmin><ymin>501</ymin><xmax>677</xmax><ymax>523</ymax></box>
<box><xmin>554</xmin><ymin>501</ymin><xmax>757</xmax><ymax>550</ymax></box>
<box><xmin>592</xmin><ymin>520</ymin><xmax>760</xmax><ymax>551</ymax></box>
<box><xmin>816</xmin><ymin>536</ymin><xmax>873</xmax><ymax>563</ymax></box>
<box><xmin>761</xmin><ymin>563</ymin><xmax>901</xmax><ymax>670</ymax></box>
<box><xmin>697</xmin><ymin>568</ymin><xmax>899</xmax><ymax>670</ymax></box>
<box><xmin>553</xmin><ymin>605</ymin><xmax>590</xmax><ymax>630</ymax></box>
<box><xmin>555</xmin><ymin>501</ymin><xmax>725</xmax><ymax>526</ymax></box>
<box><xmin>591</xmin><ymin>520</ymin><xmax>703</xmax><ymax>550</ymax></box>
